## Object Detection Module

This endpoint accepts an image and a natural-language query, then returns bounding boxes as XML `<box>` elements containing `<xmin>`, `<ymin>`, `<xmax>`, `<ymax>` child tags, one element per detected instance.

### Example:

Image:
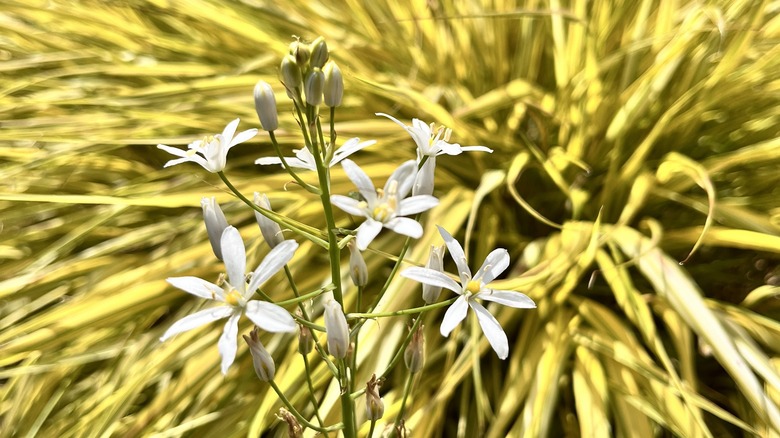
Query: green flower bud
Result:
<box><xmin>253</xmin><ymin>192</ymin><xmax>283</xmax><ymax>248</ymax></box>
<box><xmin>309</xmin><ymin>36</ymin><xmax>329</xmax><ymax>68</ymax></box>
<box><xmin>201</xmin><ymin>197</ymin><xmax>229</xmax><ymax>260</ymax></box>
<box><xmin>253</xmin><ymin>81</ymin><xmax>278</xmax><ymax>131</ymax></box>
<box><xmin>324</xmin><ymin>298</ymin><xmax>349</xmax><ymax>359</ymax></box>
<box><xmin>280</xmin><ymin>54</ymin><xmax>302</xmax><ymax>94</ymax></box>
<box><xmin>298</xmin><ymin>323</ymin><xmax>313</xmax><ymax>355</ymax></box>
<box><xmin>289</xmin><ymin>40</ymin><xmax>310</xmax><ymax>67</ymax></box>
<box><xmin>243</xmin><ymin>327</ymin><xmax>275</xmax><ymax>381</ymax></box>
<box><xmin>323</xmin><ymin>61</ymin><xmax>343</xmax><ymax>107</ymax></box>
<box><xmin>304</xmin><ymin>68</ymin><xmax>324</xmax><ymax>106</ymax></box>
<box><xmin>404</xmin><ymin>323</ymin><xmax>425</xmax><ymax>373</ymax></box>
<box><xmin>365</xmin><ymin>374</ymin><xmax>384</xmax><ymax>421</ymax></box>
<box><xmin>347</xmin><ymin>241</ymin><xmax>368</xmax><ymax>287</ymax></box>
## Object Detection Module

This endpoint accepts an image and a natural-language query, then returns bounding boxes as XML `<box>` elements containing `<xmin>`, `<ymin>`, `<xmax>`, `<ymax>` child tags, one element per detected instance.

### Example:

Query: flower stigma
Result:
<box><xmin>466</xmin><ymin>280</ymin><xmax>481</xmax><ymax>294</ymax></box>
<box><xmin>224</xmin><ymin>286</ymin><xmax>244</xmax><ymax>307</ymax></box>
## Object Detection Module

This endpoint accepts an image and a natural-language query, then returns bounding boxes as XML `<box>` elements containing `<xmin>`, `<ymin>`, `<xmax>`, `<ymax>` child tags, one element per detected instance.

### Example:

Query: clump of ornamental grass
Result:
<box><xmin>1</xmin><ymin>1</ymin><xmax>779</xmax><ymax>437</ymax></box>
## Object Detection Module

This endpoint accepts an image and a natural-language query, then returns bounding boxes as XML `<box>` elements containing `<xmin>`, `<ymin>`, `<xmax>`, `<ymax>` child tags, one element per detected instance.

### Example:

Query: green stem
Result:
<box><xmin>296</xmin><ymin>94</ymin><xmax>354</xmax><ymax>438</ymax></box>
<box><xmin>217</xmin><ymin>172</ymin><xmax>327</xmax><ymax>248</ymax></box>
<box><xmin>268</xmin><ymin>380</ymin><xmax>342</xmax><ymax>433</ymax></box>
<box><xmin>291</xmin><ymin>313</ymin><xmax>326</xmax><ymax>332</ymax></box>
<box><xmin>268</xmin><ymin>131</ymin><xmax>320</xmax><ymax>194</ymax></box>
<box><xmin>394</xmin><ymin>372</ymin><xmax>415</xmax><ymax>429</ymax></box>
<box><xmin>367</xmin><ymin>419</ymin><xmax>377</xmax><ymax>438</ymax></box>
<box><xmin>302</xmin><ymin>353</ymin><xmax>329</xmax><ymax>437</ymax></box>
<box><xmin>348</xmin><ymin>297</ymin><xmax>458</xmax><ymax>319</ymax></box>
<box><xmin>379</xmin><ymin>316</ymin><xmax>424</xmax><ymax>380</ymax></box>
<box><xmin>351</xmin><ymin>285</ymin><xmax>363</xmax><ymax>391</ymax></box>
<box><xmin>275</xmin><ymin>284</ymin><xmax>333</xmax><ymax>308</ymax></box>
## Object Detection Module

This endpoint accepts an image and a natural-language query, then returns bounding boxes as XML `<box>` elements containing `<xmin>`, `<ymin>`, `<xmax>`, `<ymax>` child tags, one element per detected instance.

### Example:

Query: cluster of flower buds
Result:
<box><xmin>279</xmin><ymin>37</ymin><xmax>342</xmax><ymax>108</ymax></box>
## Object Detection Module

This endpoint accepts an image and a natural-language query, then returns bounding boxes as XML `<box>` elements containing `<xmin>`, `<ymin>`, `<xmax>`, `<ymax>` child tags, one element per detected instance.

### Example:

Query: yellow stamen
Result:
<box><xmin>466</xmin><ymin>280</ymin><xmax>481</xmax><ymax>294</ymax></box>
<box><xmin>372</xmin><ymin>203</ymin><xmax>392</xmax><ymax>222</ymax></box>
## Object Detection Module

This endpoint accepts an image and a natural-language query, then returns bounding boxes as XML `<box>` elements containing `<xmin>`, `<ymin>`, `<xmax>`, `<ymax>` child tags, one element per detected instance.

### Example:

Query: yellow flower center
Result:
<box><xmin>370</xmin><ymin>180</ymin><xmax>398</xmax><ymax>222</ymax></box>
<box><xmin>225</xmin><ymin>288</ymin><xmax>243</xmax><ymax>306</ymax></box>
<box><xmin>466</xmin><ymin>280</ymin><xmax>481</xmax><ymax>294</ymax></box>
<box><xmin>372</xmin><ymin>203</ymin><xmax>393</xmax><ymax>222</ymax></box>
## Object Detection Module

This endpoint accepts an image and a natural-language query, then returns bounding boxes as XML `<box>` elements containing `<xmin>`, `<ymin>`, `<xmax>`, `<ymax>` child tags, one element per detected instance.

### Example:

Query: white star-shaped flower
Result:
<box><xmin>331</xmin><ymin>159</ymin><xmax>439</xmax><ymax>250</ymax></box>
<box><xmin>160</xmin><ymin>226</ymin><xmax>297</xmax><ymax>374</ymax></box>
<box><xmin>254</xmin><ymin>137</ymin><xmax>376</xmax><ymax>171</ymax></box>
<box><xmin>158</xmin><ymin>118</ymin><xmax>258</xmax><ymax>173</ymax></box>
<box><xmin>401</xmin><ymin>226</ymin><xmax>536</xmax><ymax>359</ymax></box>
<box><xmin>376</xmin><ymin>113</ymin><xmax>493</xmax><ymax>157</ymax></box>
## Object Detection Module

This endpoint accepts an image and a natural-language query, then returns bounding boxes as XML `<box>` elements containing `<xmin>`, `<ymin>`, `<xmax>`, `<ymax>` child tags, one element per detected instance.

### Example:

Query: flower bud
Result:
<box><xmin>253</xmin><ymin>81</ymin><xmax>278</xmax><ymax>131</ymax></box>
<box><xmin>309</xmin><ymin>36</ymin><xmax>329</xmax><ymax>68</ymax></box>
<box><xmin>280</xmin><ymin>54</ymin><xmax>302</xmax><ymax>94</ymax></box>
<box><xmin>413</xmin><ymin>156</ymin><xmax>436</xmax><ymax>196</ymax></box>
<box><xmin>242</xmin><ymin>327</ymin><xmax>275</xmax><ymax>381</ymax></box>
<box><xmin>304</xmin><ymin>68</ymin><xmax>324</xmax><ymax>106</ymax></box>
<box><xmin>324</xmin><ymin>299</ymin><xmax>349</xmax><ymax>359</ymax></box>
<box><xmin>201</xmin><ymin>197</ymin><xmax>229</xmax><ymax>260</ymax></box>
<box><xmin>323</xmin><ymin>61</ymin><xmax>343</xmax><ymax>107</ymax></box>
<box><xmin>404</xmin><ymin>323</ymin><xmax>425</xmax><ymax>373</ymax></box>
<box><xmin>365</xmin><ymin>374</ymin><xmax>384</xmax><ymax>420</ymax></box>
<box><xmin>253</xmin><ymin>192</ymin><xmax>284</xmax><ymax>248</ymax></box>
<box><xmin>422</xmin><ymin>245</ymin><xmax>446</xmax><ymax>303</ymax></box>
<box><xmin>347</xmin><ymin>241</ymin><xmax>368</xmax><ymax>287</ymax></box>
<box><xmin>289</xmin><ymin>40</ymin><xmax>310</xmax><ymax>67</ymax></box>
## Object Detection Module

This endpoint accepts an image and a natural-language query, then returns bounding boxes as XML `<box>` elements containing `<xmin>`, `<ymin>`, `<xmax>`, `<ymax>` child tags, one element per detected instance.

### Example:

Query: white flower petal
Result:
<box><xmin>245</xmin><ymin>300</ymin><xmax>297</xmax><ymax>332</ymax></box>
<box><xmin>291</xmin><ymin>148</ymin><xmax>317</xmax><ymax>170</ymax></box>
<box><xmin>218</xmin><ymin>312</ymin><xmax>241</xmax><ymax>374</ymax></box>
<box><xmin>157</xmin><ymin>144</ymin><xmax>189</xmax><ymax>157</ymax></box>
<box><xmin>376</xmin><ymin>113</ymin><xmax>431</xmax><ymax>152</ymax></box>
<box><xmin>401</xmin><ymin>267</ymin><xmax>462</xmax><ymax>294</ymax></box>
<box><xmin>286</xmin><ymin>157</ymin><xmax>316</xmax><ymax>170</ymax></box>
<box><xmin>230</xmin><ymin>128</ymin><xmax>258</xmax><ymax>147</ymax></box>
<box><xmin>331</xmin><ymin>138</ymin><xmax>376</xmax><ymax>166</ymax></box>
<box><xmin>356</xmin><ymin>219</ymin><xmax>383</xmax><ymax>250</ymax></box>
<box><xmin>221</xmin><ymin>118</ymin><xmax>240</xmax><ymax>143</ymax></box>
<box><xmin>255</xmin><ymin>156</ymin><xmax>283</xmax><ymax>166</ymax></box>
<box><xmin>440</xmin><ymin>295</ymin><xmax>469</xmax><ymax>337</ymax></box>
<box><xmin>436</xmin><ymin>141</ymin><xmax>466</xmax><ymax>156</ymax></box>
<box><xmin>469</xmin><ymin>300</ymin><xmax>509</xmax><ymax>359</ymax></box>
<box><xmin>246</xmin><ymin>239</ymin><xmax>298</xmax><ymax>294</ymax></box>
<box><xmin>460</xmin><ymin>145</ymin><xmax>493</xmax><ymax>153</ymax></box>
<box><xmin>387</xmin><ymin>160</ymin><xmax>417</xmax><ymax>199</ymax></box>
<box><xmin>437</xmin><ymin>226</ymin><xmax>471</xmax><ymax>284</ymax></box>
<box><xmin>474</xmin><ymin>248</ymin><xmax>510</xmax><ymax>284</ymax></box>
<box><xmin>331</xmin><ymin>195</ymin><xmax>368</xmax><ymax>217</ymax></box>
<box><xmin>341</xmin><ymin>159</ymin><xmax>377</xmax><ymax>205</ymax></box>
<box><xmin>384</xmin><ymin>217</ymin><xmax>423</xmax><ymax>238</ymax></box>
<box><xmin>159</xmin><ymin>306</ymin><xmax>233</xmax><ymax>341</ymax></box>
<box><xmin>480</xmin><ymin>290</ymin><xmax>536</xmax><ymax>308</ymax></box>
<box><xmin>220</xmin><ymin>227</ymin><xmax>247</xmax><ymax>290</ymax></box>
<box><xmin>399</xmin><ymin>195</ymin><xmax>439</xmax><ymax>215</ymax></box>
<box><xmin>162</xmin><ymin>156</ymin><xmax>207</xmax><ymax>169</ymax></box>
<box><xmin>166</xmin><ymin>276</ymin><xmax>225</xmax><ymax>301</ymax></box>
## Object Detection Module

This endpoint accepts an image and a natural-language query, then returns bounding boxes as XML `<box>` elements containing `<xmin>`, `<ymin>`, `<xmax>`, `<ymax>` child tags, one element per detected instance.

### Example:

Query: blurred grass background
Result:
<box><xmin>1</xmin><ymin>0</ymin><xmax>779</xmax><ymax>436</ymax></box>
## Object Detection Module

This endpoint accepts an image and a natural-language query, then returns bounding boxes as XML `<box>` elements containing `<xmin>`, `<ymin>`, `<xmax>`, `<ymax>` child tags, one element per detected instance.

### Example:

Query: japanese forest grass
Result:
<box><xmin>1</xmin><ymin>0</ymin><xmax>779</xmax><ymax>437</ymax></box>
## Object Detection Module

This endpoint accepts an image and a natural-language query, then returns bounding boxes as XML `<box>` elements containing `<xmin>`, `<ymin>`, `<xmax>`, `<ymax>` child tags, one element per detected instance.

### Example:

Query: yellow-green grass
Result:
<box><xmin>1</xmin><ymin>0</ymin><xmax>779</xmax><ymax>436</ymax></box>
